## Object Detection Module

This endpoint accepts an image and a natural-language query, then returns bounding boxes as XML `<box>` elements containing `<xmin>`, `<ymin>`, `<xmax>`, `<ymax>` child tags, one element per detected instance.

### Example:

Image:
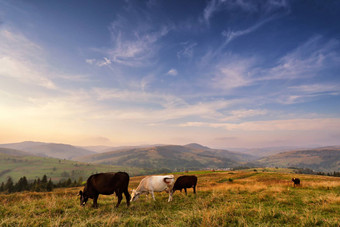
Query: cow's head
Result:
<box><xmin>78</xmin><ymin>190</ymin><xmax>88</xmax><ymax>206</ymax></box>
<box><xmin>130</xmin><ymin>189</ymin><xmax>140</xmax><ymax>202</ymax></box>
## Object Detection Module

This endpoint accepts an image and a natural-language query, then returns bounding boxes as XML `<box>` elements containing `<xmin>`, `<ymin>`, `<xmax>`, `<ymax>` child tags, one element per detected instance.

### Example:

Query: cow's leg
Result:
<box><xmin>193</xmin><ymin>185</ymin><xmax>196</xmax><ymax>194</ymax></box>
<box><xmin>184</xmin><ymin>188</ymin><xmax>187</xmax><ymax>195</ymax></box>
<box><xmin>168</xmin><ymin>191</ymin><xmax>173</xmax><ymax>202</ymax></box>
<box><xmin>124</xmin><ymin>189</ymin><xmax>131</xmax><ymax>207</ymax></box>
<box><xmin>93</xmin><ymin>194</ymin><xmax>99</xmax><ymax>208</ymax></box>
<box><xmin>151</xmin><ymin>191</ymin><xmax>155</xmax><ymax>201</ymax></box>
<box><xmin>116</xmin><ymin>192</ymin><xmax>123</xmax><ymax>208</ymax></box>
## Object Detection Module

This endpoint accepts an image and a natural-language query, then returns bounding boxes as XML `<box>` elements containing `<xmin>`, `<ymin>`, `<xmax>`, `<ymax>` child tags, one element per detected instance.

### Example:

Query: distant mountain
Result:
<box><xmin>76</xmin><ymin>144</ymin><xmax>256</xmax><ymax>170</ymax></box>
<box><xmin>0</xmin><ymin>147</ymin><xmax>31</xmax><ymax>156</ymax></box>
<box><xmin>82</xmin><ymin>144</ymin><xmax>162</xmax><ymax>153</ymax></box>
<box><xmin>0</xmin><ymin>141</ymin><xmax>95</xmax><ymax>160</ymax></box>
<box><xmin>253</xmin><ymin>146</ymin><xmax>340</xmax><ymax>172</ymax></box>
<box><xmin>0</xmin><ymin>152</ymin><xmax>145</xmax><ymax>183</ymax></box>
<box><xmin>184</xmin><ymin>143</ymin><xmax>257</xmax><ymax>162</ymax></box>
<box><xmin>227</xmin><ymin>146</ymin><xmax>314</xmax><ymax>157</ymax></box>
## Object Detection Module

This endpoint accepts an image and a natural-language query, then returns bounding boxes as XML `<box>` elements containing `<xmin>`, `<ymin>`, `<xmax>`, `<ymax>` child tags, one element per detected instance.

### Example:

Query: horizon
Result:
<box><xmin>1</xmin><ymin>140</ymin><xmax>339</xmax><ymax>152</ymax></box>
<box><xmin>1</xmin><ymin>0</ymin><xmax>340</xmax><ymax>148</ymax></box>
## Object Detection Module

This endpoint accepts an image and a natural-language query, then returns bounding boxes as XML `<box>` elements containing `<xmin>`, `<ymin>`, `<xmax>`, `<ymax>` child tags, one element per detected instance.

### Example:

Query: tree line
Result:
<box><xmin>0</xmin><ymin>175</ymin><xmax>84</xmax><ymax>194</ymax></box>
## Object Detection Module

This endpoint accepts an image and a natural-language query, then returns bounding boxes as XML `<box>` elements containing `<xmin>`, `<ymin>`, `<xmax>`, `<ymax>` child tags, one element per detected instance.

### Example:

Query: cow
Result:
<box><xmin>172</xmin><ymin>175</ymin><xmax>197</xmax><ymax>195</ymax></box>
<box><xmin>292</xmin><ymin>178</ymin><xmax>300</xmax><ymax>187</ymax></box>
<box><xmin>130</xmin><ymin>175</ymin><xmax>175</xmax><ymax>202</ymax></box>
<box><xmin>78</xmin><ymin>172</ymin><xmax>131</xmax><ymax>208</ymax></box>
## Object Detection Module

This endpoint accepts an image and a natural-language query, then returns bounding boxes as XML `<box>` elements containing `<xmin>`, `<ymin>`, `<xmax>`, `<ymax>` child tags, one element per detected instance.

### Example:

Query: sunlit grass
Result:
<box><xmin>1</xmin><ymin>169</ymin><xmax>340</xmax><ymax>226</ymax></box>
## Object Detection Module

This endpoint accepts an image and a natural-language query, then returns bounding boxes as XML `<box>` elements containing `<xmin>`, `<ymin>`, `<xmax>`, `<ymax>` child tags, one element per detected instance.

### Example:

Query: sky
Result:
<box><xmin>0</xmin><ymin>0</ymin><xmax>340</xmax><ymax>149</ymax></box>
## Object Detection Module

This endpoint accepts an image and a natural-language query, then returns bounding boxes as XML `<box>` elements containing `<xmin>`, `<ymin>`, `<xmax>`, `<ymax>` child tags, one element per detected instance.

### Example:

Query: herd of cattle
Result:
<box><xmin>78</xmin><ymin>172</ymin><xmax>300</xmax><ymax>208</ymax></box>
<box><xmin>78</xmin><ymin>172</ymin><xmax>197</xmax><ymax>208</ymax></box>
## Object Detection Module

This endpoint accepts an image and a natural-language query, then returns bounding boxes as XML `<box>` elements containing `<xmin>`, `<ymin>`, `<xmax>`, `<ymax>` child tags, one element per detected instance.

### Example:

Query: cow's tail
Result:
<box><xmin>163</xmin><ymin>177</ymin><xmax>174</xmax><ymax>185</ymax></box>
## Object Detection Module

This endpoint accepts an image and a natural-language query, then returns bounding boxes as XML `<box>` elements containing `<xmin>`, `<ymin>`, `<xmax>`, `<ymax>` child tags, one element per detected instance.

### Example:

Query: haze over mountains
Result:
<box><xmin>254</xmin><ymin>147</ymin><xmax>340</xmax><ymax>172</ymax></box>
<box><xmin>0</xmin><ymin>141</ymin><xmax>95</xmax><ymax>160</ymax></box>
<box><xmin>76</xmin><ymin>143</ymin><xmax>257</xmax><ymax>170</ymax></box>
<box><xmin>1</xmin><ymin>141</ymin><xmax>339</xmax><ymax>172</ymax></box>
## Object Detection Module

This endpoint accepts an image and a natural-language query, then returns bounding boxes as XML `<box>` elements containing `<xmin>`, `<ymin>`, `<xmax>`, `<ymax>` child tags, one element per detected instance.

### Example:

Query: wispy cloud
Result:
<box><xmin>221</xmin><ymin>109</ymin><xmax>268</xmax><ymax>122</ymax></box>
<box><xmin>180</xmin><ymin>118</ymin><xmax>340</xmax><ymax>132</ymax></box>
<box><xmin>289</xmin><ymin>84</ymin><xmax>340</xmax><ymax>95</ymax></box>
<box><xmin>0</xmin><ymin>29</ymin><xmax>56</xmax><ymax>89</ymax></box>
<box><xmin>221</xmin><ymin>16</ymin><xmax>274</xmax><ymax>47</ymax></box>
<box><xmin>177</xmin><ymin>42</ymin><xmax>197</xmax><ymax>59</ymax></box>
<box><xmin>202</xmin><ymin>0</ymin><xmax>289</xmax><ymax>24</ymax></box>
<box><xmin>262</xmin><ymin>36</ymin><xmax>340</xmax><ymax>81</ymax></box>
<box><xmin>104</xmin><ymin>15</ymin><xmax>170</xmax><ymax>67</ymax></box>
<box><xmin>276</xmin><ymin>83</ymin><xmax>340</xmax><ymax>104</ymax></box>
<box><xmin>167</xmin><ymin>68</ymin><xmax>178</xmax><ymax>76</ymax></box>
<box><xmin>210</xmin><ymin>56</ymin><xmax>256</xmax><ymax>91</ymax></box>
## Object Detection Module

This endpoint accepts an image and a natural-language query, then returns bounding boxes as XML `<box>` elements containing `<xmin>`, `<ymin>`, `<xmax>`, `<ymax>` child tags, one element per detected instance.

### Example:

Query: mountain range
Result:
<box><xmin>75</xmin><ymin>143</ymin><xmax>256</xmax><ymax>170</ymax></box>
<box><xmin>1</xmin><ymin>141</ymin><xmax>339</xmax><ymax>172</ymax></box>
<box><xmin>0</xmin><ymin>141</ymin><xmax>95</xmax><ymax>160</ymax></box>
<box><xmin>253</xmin><ymin>146</ymin><xmax>340</xmax><ymax>172</ymax></box>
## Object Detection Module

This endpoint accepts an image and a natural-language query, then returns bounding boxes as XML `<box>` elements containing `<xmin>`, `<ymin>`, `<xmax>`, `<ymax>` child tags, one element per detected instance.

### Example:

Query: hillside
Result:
<box><xmin>76</xmin><ymin>144</ymin><xmax>255</xmax><ymax>170</ymax></box>
<box><xmin>1</xmin><ymin>168</ymin><xmax>339</xmax><ymax>226</ymax></box>
<box><xmin>185</xmin><ymin>143</ymin><xmax>257</xmax><ymax>162</ymax></box>
<box><xmin>0</xmin><ymin>152</ymin><xmax>145</xmax><ymax>183</ymax></box>
<box><xmin>0</xmin><ymin>141</ymin><xmax>95</xmax><ymax>160</ymax></box>
<box><xmin>0</xmin><ymin>147</ymin><xmax>32</xmax><ymax>157</ymax></box>
<box><xmin>253</xmin><ymin>147</ymin><xmax>340</xmax><ymax>172</ymax></box>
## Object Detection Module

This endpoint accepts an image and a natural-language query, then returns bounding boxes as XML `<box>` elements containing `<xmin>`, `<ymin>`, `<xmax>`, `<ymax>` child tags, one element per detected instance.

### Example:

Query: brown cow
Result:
<box><xmin>78</xmin><ymin>172</ymin><xmax>130</xmax><ymax>208</ymax></box>
<box><xmin>292</xmin><ymin>178</ymin><xmax>300</xmax><ymax>187</ymax></box>
<box><xmin>172</xmin><ymin>175</ymin><xmax>197</xmax><ymax>195</ymax></box>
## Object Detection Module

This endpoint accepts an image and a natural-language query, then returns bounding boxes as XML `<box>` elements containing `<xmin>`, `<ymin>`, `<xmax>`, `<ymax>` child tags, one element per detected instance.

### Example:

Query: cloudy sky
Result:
<box><xmin>0</xmin><ymin>0</ymin><xmax>339</xmax><ymax>148</ymax></box>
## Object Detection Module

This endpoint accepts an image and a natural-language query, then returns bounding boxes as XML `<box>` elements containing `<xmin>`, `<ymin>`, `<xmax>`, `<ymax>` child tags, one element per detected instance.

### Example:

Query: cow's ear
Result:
<box><xmin>78</xmin><ymin>190</ymin><xmax>83</xmax><ymax>196</ymax></box>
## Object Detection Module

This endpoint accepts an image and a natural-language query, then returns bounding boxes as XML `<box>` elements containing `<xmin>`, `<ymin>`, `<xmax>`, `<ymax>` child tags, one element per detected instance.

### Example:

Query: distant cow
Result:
<box><xmin>78</xmin><ymin>172</ymin><xmax>131</xmax><ymax>208</ymax></box>
<box><xmin>292</xmin><ymin>178</ymin><xmax>300</xmax><ymax>187</ymax></box>
<box><xmin>131</xmin><ymin>175</ymin><xmax>175</xmax><ymax>202</ymax></box>
<box><xmin>172</xmin><ymin>175</ymin><xmax>197</xmax><ymax>195</ymax></box>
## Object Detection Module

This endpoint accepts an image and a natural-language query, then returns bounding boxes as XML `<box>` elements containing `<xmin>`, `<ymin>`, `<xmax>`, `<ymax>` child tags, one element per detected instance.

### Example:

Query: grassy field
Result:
<box><xmin>0</xmin><ymin>153</ymin><xmax>145</xmax><ymax>183</ymax></box>
<box><xmin>1</xmin><ymin>168</ymin><xmax>340</xmax><ymax>226</ymax></box>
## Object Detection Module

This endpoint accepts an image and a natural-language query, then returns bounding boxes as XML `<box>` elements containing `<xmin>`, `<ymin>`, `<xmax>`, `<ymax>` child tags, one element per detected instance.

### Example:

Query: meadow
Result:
<box><xmin>0</xmin><ymin>168</ymin><xmax>340</xmax><ymax>226</ymax></box>
<box><xmin>0</xmin><ymin>153</ymin><xmax>144</xmax><ymax>183</ymax></box>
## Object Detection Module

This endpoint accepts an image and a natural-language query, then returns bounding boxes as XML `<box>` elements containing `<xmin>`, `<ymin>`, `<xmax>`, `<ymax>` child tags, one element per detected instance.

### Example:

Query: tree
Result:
<box><xmin>46</xmin><ymin>178</ymin><xmax>53</xmax><ymax>192</ymax></box>
<box><xmin>66</xmin><ymin>178</ymin><xmax>72</xmax><ymax>187</ymax></box>
<box><xmin>16</xmin><ymin>176</ymin><xmax>29</xmax><ymax>192</ymax></box>
<box><xmin>42</xmin><ymin>175</ymin><xmax>48</xmax><ymax>184</ymax></box>
<box><xmin>5</xmin><ymin>177</ymin><xmax>14</xmax><ymax>193</ymax></box>
<box><xmin>0</xmin><ymin>182</ymin><xmax>4</xmax><ymax>192</ymax></box>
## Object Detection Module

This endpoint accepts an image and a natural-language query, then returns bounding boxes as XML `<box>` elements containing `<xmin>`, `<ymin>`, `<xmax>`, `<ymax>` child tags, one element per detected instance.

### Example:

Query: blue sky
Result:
<box><xmin>0</xmin><ymin>0</ymin><xmax>339</xmax><ymax>148</ymax></box>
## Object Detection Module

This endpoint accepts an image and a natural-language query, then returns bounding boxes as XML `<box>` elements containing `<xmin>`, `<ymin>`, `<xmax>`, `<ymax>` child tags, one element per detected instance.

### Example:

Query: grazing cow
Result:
<box><xmin>292</xmin><ymin>178</ymin><xmax>300</xmax><ymax>187</ymax></box>
<box><xmin>172</xmin><ymin>175</ymin><xmax>197</xmax><ymax>195</ymax></box>
<box><xmin>131</xmin><ymin>175</ymin><xmax>175</xmax><ymax>202</ymax></box>
<box><xmin>78</xmin><ymin>172</ymin><xmax>131</xmax><ymax>208</ymax></box>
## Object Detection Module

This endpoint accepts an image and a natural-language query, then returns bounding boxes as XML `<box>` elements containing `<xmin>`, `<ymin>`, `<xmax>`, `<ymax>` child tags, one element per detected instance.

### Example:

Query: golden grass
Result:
<box><xmin>1</xmin><ymin>169</ymin><xmax>340</xmax><ymax>226</ymax></box>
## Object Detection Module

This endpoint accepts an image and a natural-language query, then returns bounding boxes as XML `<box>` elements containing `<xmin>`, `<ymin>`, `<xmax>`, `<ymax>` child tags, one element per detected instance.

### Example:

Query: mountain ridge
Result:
<box><xmin>0</xmin><ymin>141</ymin><xmax>95</xmax><ymax>160</ymax></box>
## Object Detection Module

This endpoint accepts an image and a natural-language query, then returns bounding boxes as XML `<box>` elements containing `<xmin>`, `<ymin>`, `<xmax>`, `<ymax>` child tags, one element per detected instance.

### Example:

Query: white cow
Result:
<box><xmin>131</xmin><ymin>175</ymin><xmax>175</xmax><ymax>202</ymax></box>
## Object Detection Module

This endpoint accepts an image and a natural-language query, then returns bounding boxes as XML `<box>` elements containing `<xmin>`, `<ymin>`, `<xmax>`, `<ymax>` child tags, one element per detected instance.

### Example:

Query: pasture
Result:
<box><xmin>1</xmin><ymin>168</ymin><xmax>340</xmax><ymax>226</ymax></box>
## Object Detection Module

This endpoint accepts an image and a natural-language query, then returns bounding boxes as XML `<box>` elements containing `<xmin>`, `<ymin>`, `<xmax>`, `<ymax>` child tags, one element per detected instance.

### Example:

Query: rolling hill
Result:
<box><xmin>0</xmin><ymin>147</ymin><xmax>32</xmax><ymax>157</ymax></box>
<box><xmin>0</xmin><ymin>151</ymin><xmax>145</xmax><ymax>183</ymax></box>
<box><xmin>253</xmin><ymin>146</ymin><xmax>340</xmax><ymax>172</ymax></box>
<box><xmin>0</xmin><ymin>141</ymin><xmax>95</xmax><ymax>160</ymax></box>
<box><xmin>76</xmin><ymin>144</ymin><xmax>256</xmax><ymax>171</ymax></box>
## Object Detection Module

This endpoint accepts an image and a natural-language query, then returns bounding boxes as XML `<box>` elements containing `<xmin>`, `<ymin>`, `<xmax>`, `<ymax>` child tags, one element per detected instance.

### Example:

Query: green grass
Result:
<box><xmin>0</xmin><ymin>154</ymin><xmax>145</xmax><ymax>183</ymax></box>
<box><xmin>1</xmin><ymin>169</ymin><xmax>340</xmax><ymax>226</ymax></box>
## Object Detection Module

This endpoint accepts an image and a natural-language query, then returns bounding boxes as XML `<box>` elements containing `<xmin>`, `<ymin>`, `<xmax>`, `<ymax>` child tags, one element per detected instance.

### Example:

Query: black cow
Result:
<box><xmin>172</xmin><ymin>175</ymin><xmax>197</xmax><ymax>195</ymax></box>
<box><xmin>292</xmin><ymin>178</ymin><xmax>300</xmax><ymax>187</ymax></box>
<box><xmin>78</xmin><ymin>172</ymin><xmax>131</xmax><ymax>208</ymax></box>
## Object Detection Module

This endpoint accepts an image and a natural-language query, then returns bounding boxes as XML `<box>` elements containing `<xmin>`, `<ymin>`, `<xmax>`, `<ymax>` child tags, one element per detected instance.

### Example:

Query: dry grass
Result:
<box><xmin>1</xmin><ymin>169</ymin><xmax>340</xmax><ymax>226</ymax></box>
